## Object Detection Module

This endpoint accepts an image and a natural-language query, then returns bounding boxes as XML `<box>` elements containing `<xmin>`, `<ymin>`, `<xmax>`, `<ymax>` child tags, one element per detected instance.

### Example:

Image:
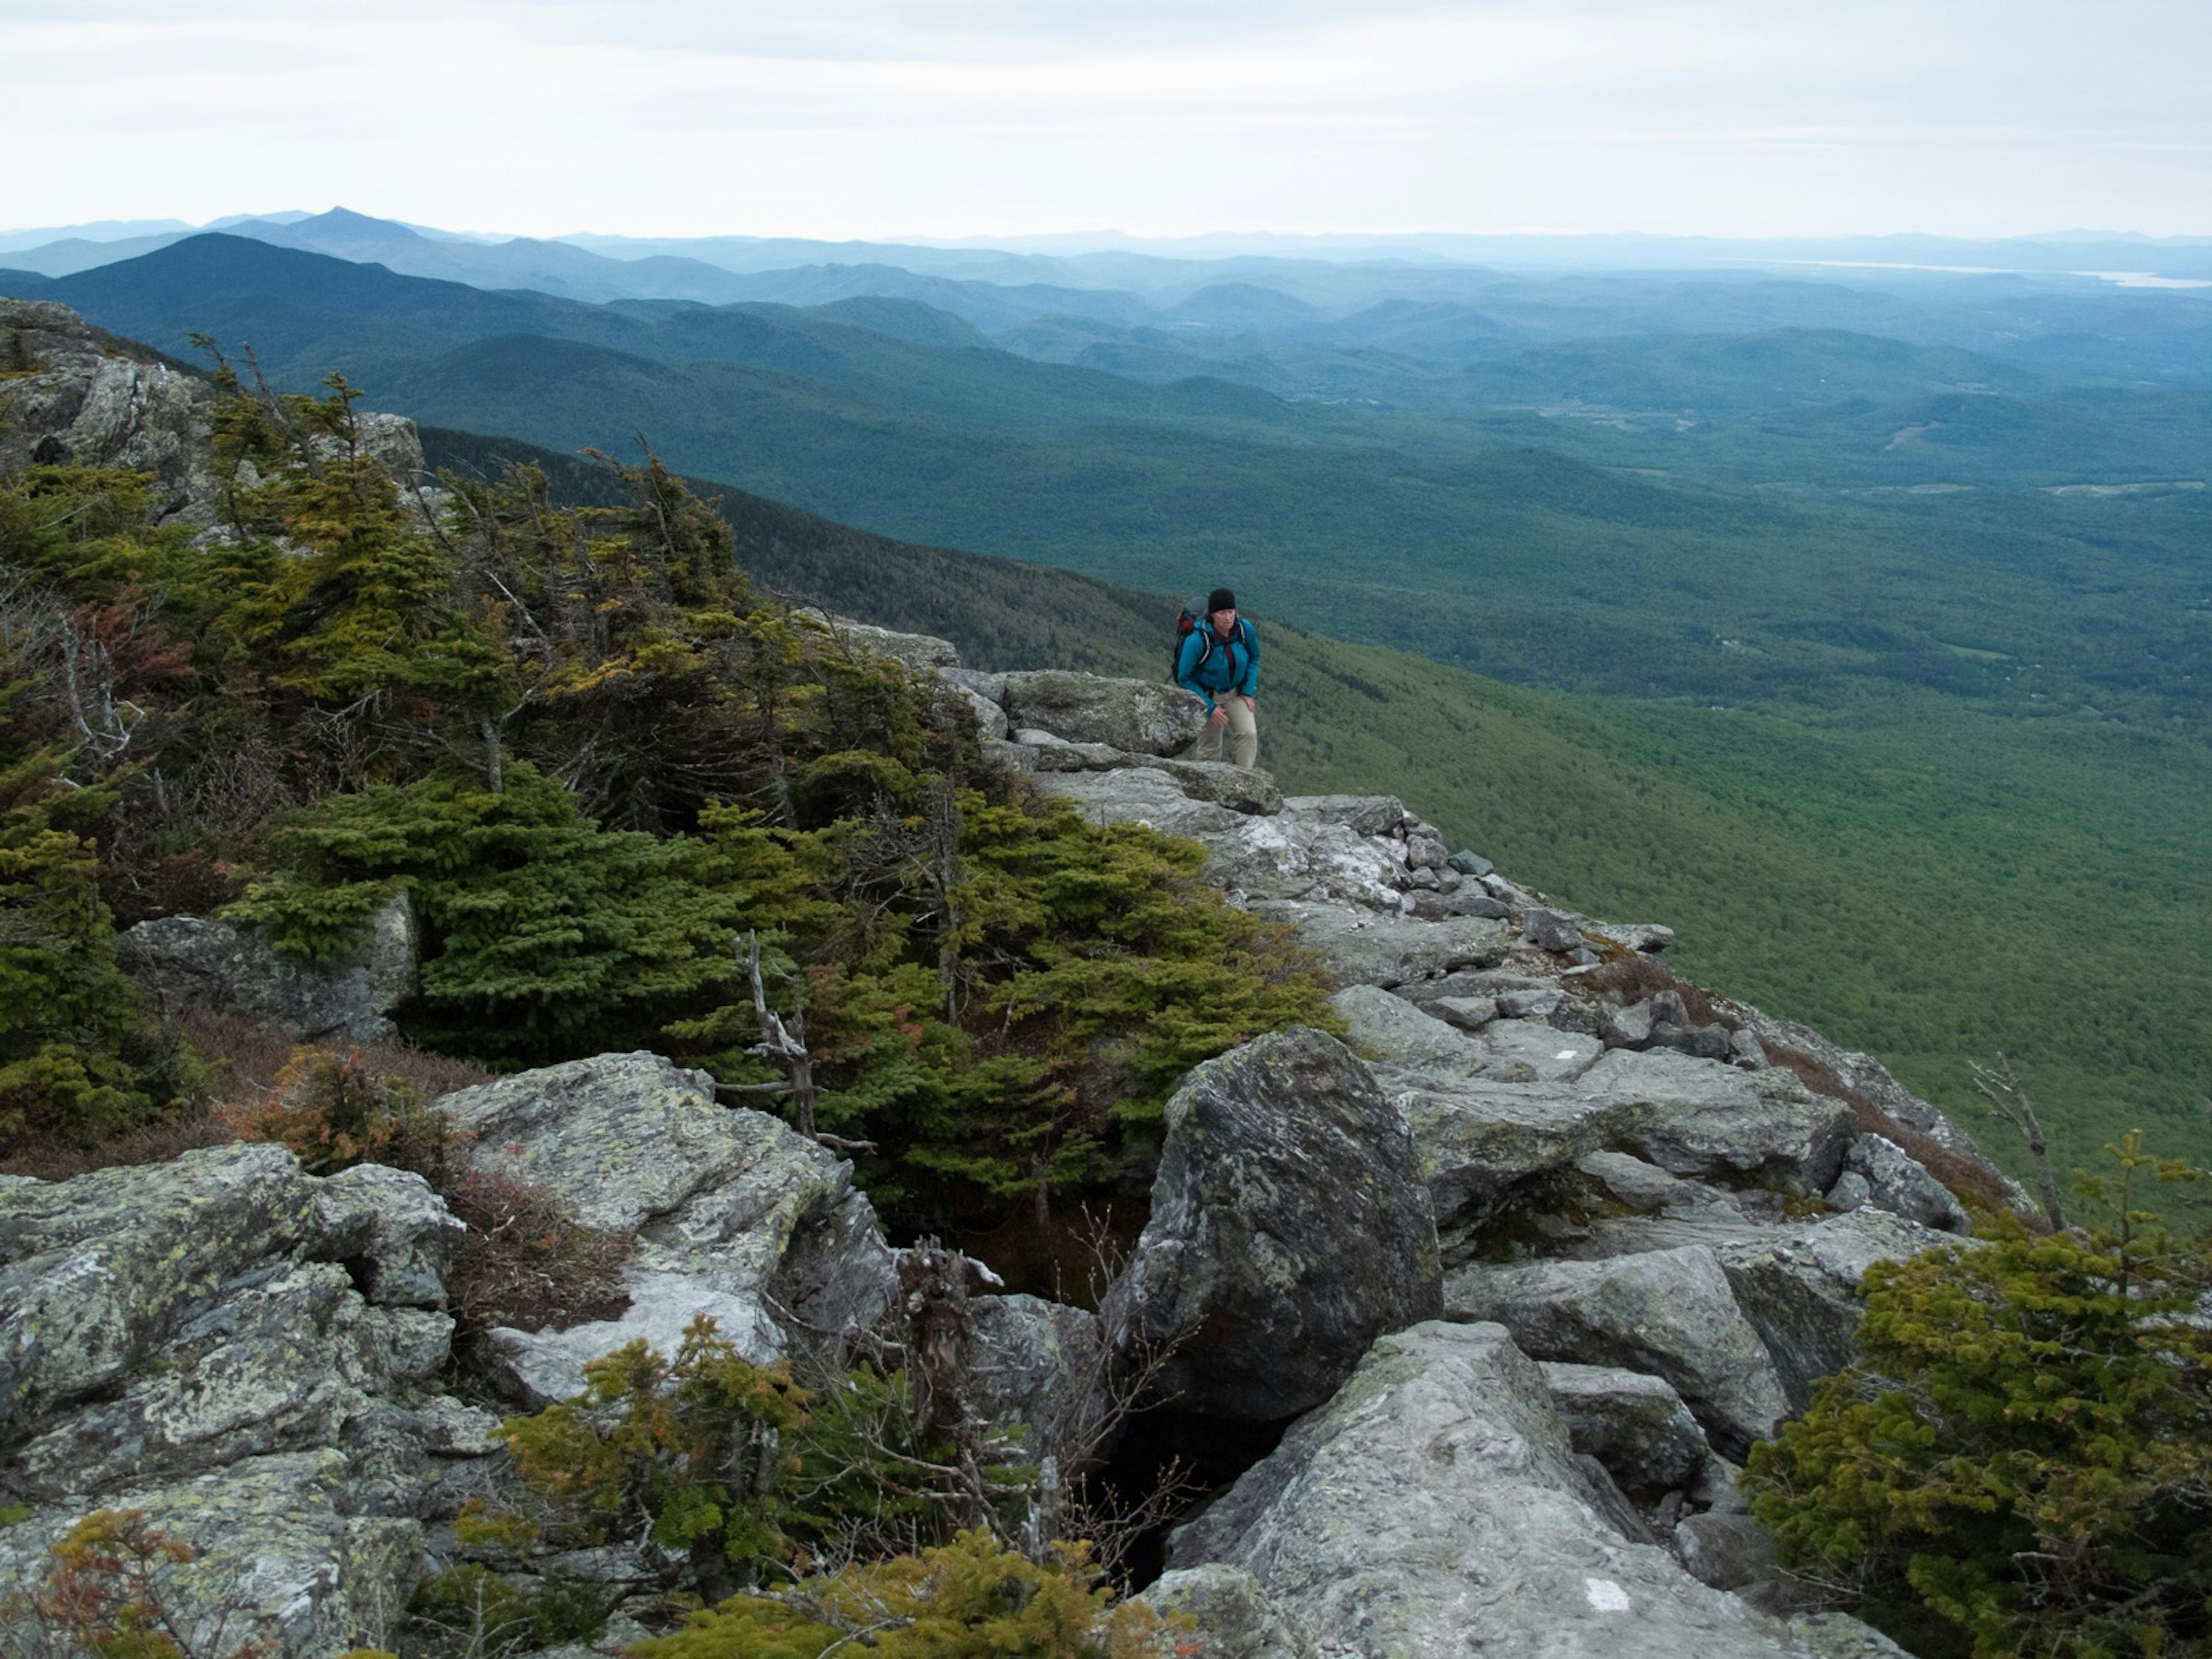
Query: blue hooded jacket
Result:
<box><xmin>1176</xmin><ymin>617</ymin><xmax>1259</xmax><ymax>713</ymax></box>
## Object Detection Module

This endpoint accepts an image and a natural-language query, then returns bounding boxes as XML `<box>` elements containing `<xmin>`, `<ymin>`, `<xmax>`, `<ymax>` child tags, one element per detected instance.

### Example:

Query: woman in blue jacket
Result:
<box><xmin>1178</xmin><ymin>588</ymin><xmax>1259</xmax><ymax>768</ymax></box>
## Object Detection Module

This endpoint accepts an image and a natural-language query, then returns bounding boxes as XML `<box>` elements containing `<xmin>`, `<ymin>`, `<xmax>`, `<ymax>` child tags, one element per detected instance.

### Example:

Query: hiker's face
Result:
<box><xmin>1211</xmin><ymin>607</ymin><xmax>1236</xmax><ymax>632</ymax></box>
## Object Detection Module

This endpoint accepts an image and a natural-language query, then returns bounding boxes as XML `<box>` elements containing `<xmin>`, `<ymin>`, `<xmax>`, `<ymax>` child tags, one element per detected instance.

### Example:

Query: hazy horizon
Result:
<box><xmin>5</xmin><ymin>2</ymin><xmax>2207</xmax><ymax>242</ymax></box>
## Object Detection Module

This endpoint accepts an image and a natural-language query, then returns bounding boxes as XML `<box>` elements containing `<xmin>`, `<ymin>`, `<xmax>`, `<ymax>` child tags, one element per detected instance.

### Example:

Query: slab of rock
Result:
<box><xmin>946</xmin><ymin>684</ymin><xmax>1009</xmax><ymax>739</ymax></box>
<box><xmin>1043</xmin><ymin>766</ymin><xmax>1245</xmax><ymax>836</ymax></box>
<box><xmin>1588</xmin><ymin>921</ymin><xmax>1677</xmax><ymax>954</ymax></box>
<box><xmin>1</xmin><ymin>1143</ymin><xmax>323</xmax><ymax>1422</ymax></box>
<box><xmin>1522</xmin><ymin>907</ymin><xmax>1590</xmax><ymax>953</ymax></box>
<box><xmin>1103</xmin><ymin>1028</ymin><xmax>1442</xmax><ymax>1423</ymax></box>
<box><xmin>1675</xmin><ymin>1512</ymin><xmax>1779</xmax><ymax>1591</ymax></box>
<box><xmin>1578</xmin><ymin>1047</ymin><xmax>1855</xmax><ymax>1194</ymax></box>
<box><xmin>1396</xmin><ymin>1080</ymin><xmax>1635</xmax><ymax>1253</ymax></box>
<box><xmin>1133</xmin><ymin>757</ymin><xmax>1283</xmax><ymax>815</ymax></box>
<box><xmin>1251</xmin><ymin>901</ymin><xmax>1510</xmax><ymax>988</ymax></box>
<box><xmin>1542</xmin><ymin>1362</ymin><xmax>1713</xmax><ymax>1492</ymax></box>
<box><xmin>441</xmin><ymin>1052</ymin><xmax>896</xmax><ymax>1379</ymax></box>
<box><xmin>1429</xmin><ymin>994</ymin><xmax>1499</xmax><ymax>1031</ymax></box>
<box><xmin>1331</xmin><ymin>985</ymin><xmax>1487</xmax><ymax>1080</ymax></box>
<box><xmin>1477</xmin><ymin>1019</ymin><xmax>1605</xmax><ymax>1082</ymax></box>
<box><xmin>1714</xmin><ymin>1209</ymin><xmax>1957</xmax><ymax>1410</ymax></box>
<box><xmin>1444</xmin><ymin>1245</ymin><xmax>1792</xmax><ymax>1456</ymax></box>
<box><xmin>1168</xmin><ymin>1320</ymin><xmax>1805</xmax><ymax>1658</ymax></box>
<box><xmin>1838</xmin><ymin>1134</ymin><xmax>1971</xmax><ymax>1234</ymax></box>
<box><xmin>1278</xmin><ymin>794</ymin><xmax>1406</xmax><ymax>836</ymax></box>
<box><xmin>1001</xmin><ymin>670</ymin><xmax>1207</xmax><ymax>755</ymax></box>
<box><xmin>482</xmin><ymin>1268</ymin><xmax>782</xmax><ymax>1408</ymax></box>
<box><xmin>113</xmin><ymin>896</ymin><xmax>418</xmax><ymax>1047</ymax></box>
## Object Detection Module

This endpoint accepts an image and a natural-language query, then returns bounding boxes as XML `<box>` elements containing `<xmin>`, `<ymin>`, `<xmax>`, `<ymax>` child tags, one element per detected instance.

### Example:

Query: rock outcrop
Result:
<box><xmin>1166</xmin><ymin>1321</ymin><xmax>1809</xmax><ymax>1658</ymax></box>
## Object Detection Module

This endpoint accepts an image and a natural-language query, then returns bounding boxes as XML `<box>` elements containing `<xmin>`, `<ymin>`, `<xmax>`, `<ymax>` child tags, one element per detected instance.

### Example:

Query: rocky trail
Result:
<box><xmin>0</xmin><ymin>300</ymin><xmax>2003</xmax><ymax>1658</ymax></box>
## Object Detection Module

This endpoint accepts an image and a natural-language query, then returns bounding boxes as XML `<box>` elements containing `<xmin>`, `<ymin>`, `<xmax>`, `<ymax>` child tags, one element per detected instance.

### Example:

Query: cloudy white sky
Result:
<box><xmin>4</xmin><ymin>0</ymin><xmax>2207</xmax><ymax>240</ymax></box>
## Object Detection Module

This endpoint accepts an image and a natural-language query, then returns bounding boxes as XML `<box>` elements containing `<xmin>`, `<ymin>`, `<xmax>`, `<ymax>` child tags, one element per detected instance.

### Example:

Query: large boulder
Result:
<box><xmin>1444</xmin><ymin>1245</ymin><xmax>1793</xmax><ymax>1457</ymax></box>
<box><xmin>1103</xmin><ymin>1028</ymin><xmax>1442</xmax><ymax>1423</ymax></box>
<box><xmin>0</xmin><ymin>1146</ymin><xmax>501</xmax><ymax>1657</ymax></box>
<box><xmin>1714</xmin><ymin>1209</ymin><xmax>1959</xmax><ymax>1411</ymax></box>
<box><xmin>440</xmin><ymin>1052</ymin><xmax>898</xmax><ymax>1397</ymax></box>
<box><xmin>1168</xmin><ymin>1321</ymin><xmax>1806</xmax><ymax>1658</ymax></box>
<box><xmin>1278</xmin><ymin>794</ymin><xmax>1406</xmax><ymax>836</ymax></box>
<box><xmin>113</xmin><ymin>895</ymin><xmax>419</xmax><ymax>1047</ymax></box>
<box><xmin>1249</xmin><ymin>900</ymin><xmax>1510</xmax><ymax>988</ymax></box>
<box><xmin>1001</xmin><ymin>671</ymin><xmax>1207</xmax><ymax>755</ymax></box>
<box><xmin>1</xmin><ymin>1143</ymin><xmax>323</xmax><ymax>1423</ymax></box>
<box><xmin>820</xmin><ymin>616</ymin><xmax>961</xmax><ymax>671</ymax></box>
<box><xmin>1835</xmin><ymin>1134</ymin><xmax>1971</xmax><ymax>1234</ymax></box>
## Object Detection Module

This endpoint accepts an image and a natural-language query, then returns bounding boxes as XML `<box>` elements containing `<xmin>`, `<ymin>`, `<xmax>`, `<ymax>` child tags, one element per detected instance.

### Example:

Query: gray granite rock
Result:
<box><xmin>1331</xmin><ymin>984</ymin><xmax>1488</xmax><ymax>1079</ymax></box>
<box><xmin>1578</xmin><ymin>1048</ymin><xmax>1855</xmax><ymax>1194</ymax></box>
<box><xmin>1476</xmin><ymin>1019</ymin><xmax>1605</xmax><ymax>1082</ymax></box>
<box><xmin>1445</xmin><ymin>1245</ymin><xmax>1793</xmax><ymax>1457</ymax></box>
<box><xmin>1168</xmin><ymin>1321</ymin><xmax>1805</xmax><ymax>1658</ymax></box>
<box><xmin>1278</xmin><ymin>794</ymin><xmax>1406</xmax><ymax>836</ymax></box>
<box><xmin>1042</xmin><ymin>766</ymin><xmax>1246</xmax><ymax>836</ymax></box>
<box><xmin>1840</xmin><ymin>1134</ymin><xmax>1971</xmax><ymax>1234</ymax></box>
<box><xmin>1139</xmin><ymin>1563</ymin><xmax>1320</xmax><ymax>1659</ymax></box>
<box><xmin>1103</xmin><ymin>1029</ymin><xmax>1442</xmax><ymax>1423</ymax></box>
<box><xmin>1198</xmin><ymin>817</ymin><xmax>1405</xmax><ymax>907</ymax></box>
<box><xmin>1541</xmin><ymin>1361</ymin><xmax>1713</xmax><ymax>1491</ymax></box>
<box><xmin>963</xmin><ymin>1293</ymin><xmax>1109</xmax><ymax>1471</ymax></box>
<box><xmin>1714</xmin><ymin>1209</ymin><xmax>1959</xmax><ymax>1411</ymax></box>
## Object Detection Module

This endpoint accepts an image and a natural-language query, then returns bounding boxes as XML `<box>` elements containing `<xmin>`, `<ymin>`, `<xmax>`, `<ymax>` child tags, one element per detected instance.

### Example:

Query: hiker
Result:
<box><xmin>1176</xmin><ymin>587</ymin><xmax>1259</xmax><ymax>768</ymax></box>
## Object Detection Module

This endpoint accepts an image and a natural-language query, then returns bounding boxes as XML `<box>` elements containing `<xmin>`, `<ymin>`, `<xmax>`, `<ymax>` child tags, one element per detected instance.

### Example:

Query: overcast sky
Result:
<box><xmin>4</xmin><ymin>0</ymin><xmax>2207</xmax><ymax>240</ymax></box>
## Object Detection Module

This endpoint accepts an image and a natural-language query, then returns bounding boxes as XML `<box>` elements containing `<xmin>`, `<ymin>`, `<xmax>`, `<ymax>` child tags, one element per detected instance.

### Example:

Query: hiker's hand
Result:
<box><xmin>1209</xmin><ymin>706</ymin><xmax>1230</xmax><ymax>727</ymax></box>
<box><xmin>1240</xmin><ymin>696</ymin><xmax>1256</xmax><ymax>712</ymax></box>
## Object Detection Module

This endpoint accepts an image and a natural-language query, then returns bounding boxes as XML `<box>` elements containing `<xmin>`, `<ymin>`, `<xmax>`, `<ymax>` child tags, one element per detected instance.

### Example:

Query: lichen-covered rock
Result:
<box><xmin>1103</xmin><ymin>1028</ymin><xmax>1442</xmax><ymax>1423</ymax></box>
<box><xmin>1001</xmin><ymin>670</ymin><xmax>1207</xmax><ymax>755</ymax></box>
<box><xmin>0</xmin><ymin>1452</ymin><xmax>423</xmax><ymax>1658</ymax></box>
<box><xmin>820</xmin><ymin>617</ymin><xmax>961</xmax><ymax>670</ymax></box>
<box><xmin>962</xmin><ymin>1294</ymin><xmax>1109</xmax><ymax>1471</ymax></box>
<box><xmin>1168</xmin><ymin>1321</ymin><xmax>1805</xmax><ymax>1658</ymax></box>
<box><xmin>314</xmin><ymin>1162</ymin><xmax>463</xmax><ymax>1308</ymax></box>
<box><xmin>0</xmin><ymin>1143</ymin><xmax>321</xmax><ymax>1423</ymax></box>
<box><xmin>482</xmin><ymin>1269</ymin><xmax>782</xmax><ymax>1408</ymax></box>
<box><xmin>1139</xmin><ymin>1563</ymin><xmax>1321</xmax><ymax>1659</ymax></box>
<box><xmin>1521</xmin><ymin>907</ymin><xmax>1591</xmax><ymax>953</ymax></box>
<box><xmin>1838</xmin><ymin>1134</ymin><xmax>1971</xmax><ymax>1234</ymax></box>
<box><xmin>1249</xmin><ymin>900</ymin><xmax>1510</xmax><ymax>988</ymax></box>
<box><xmin>113</xmin><ymin>895</ymin><xmax>418</xmax><ymax>1046</ymax></box>
<box><xmin>440</xmin><ymin>1051</ymin><xmax>896</xmax><ymax>1389</ymax></box>
<box><xmin>1674</xmin><ymin>1512</ymin><xmax>1780</xmax><ymax>1591</ymax></box>
<box><xmin>1331</xmin><ymin>984</ymin><xmax>1487</xmax><ymax>1078</ymax></box>
<box><xmin>1444</xmin><ymin>1245</ymin><xmax>1793</xmax><ymax>1457</ymax></box>
<box><xmin>1541</xmin><ymin>1361</ymin><xmax>1713</xmax><ymax>1492</ymax></box>
<box><xmin>1714</xmin><ymin>1209</ymin><xmax>1959</xmax><ymax>1410</ymax></box>
<box><xmin>1476</xmin><ymin>1018</ymin><xmax>1605</xmax><ymax>1082</ymax></box>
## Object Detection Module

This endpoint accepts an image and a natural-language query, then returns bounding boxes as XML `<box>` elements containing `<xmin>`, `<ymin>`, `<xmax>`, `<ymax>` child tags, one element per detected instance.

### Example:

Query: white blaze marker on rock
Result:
<box><xmin>1584</xmin><ymin>1578</ymin><xmax>1632</xmax><ymax>1612</ymax></box>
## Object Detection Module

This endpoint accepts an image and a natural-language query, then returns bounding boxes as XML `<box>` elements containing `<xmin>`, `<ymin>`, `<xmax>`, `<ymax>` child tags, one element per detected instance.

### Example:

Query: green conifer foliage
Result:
<box><xmin>1745</xmin><ymin>1139</ymin><xmax>2212</xmax><ymax>1659</ymax></box>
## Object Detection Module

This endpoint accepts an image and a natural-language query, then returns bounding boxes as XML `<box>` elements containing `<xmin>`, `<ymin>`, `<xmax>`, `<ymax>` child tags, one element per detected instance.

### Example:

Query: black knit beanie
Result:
<box><xmin>1207</xmin><ymin>588</ymin><xmax>1237</xmax><ymax>613</ymax></box>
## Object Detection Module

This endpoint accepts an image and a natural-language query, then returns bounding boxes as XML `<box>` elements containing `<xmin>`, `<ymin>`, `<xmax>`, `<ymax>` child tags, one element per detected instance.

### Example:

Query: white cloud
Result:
<box><xmin>2</xmin><ymin>0</ymin><xmax>2206</xmax><ymax>237</ymax></box>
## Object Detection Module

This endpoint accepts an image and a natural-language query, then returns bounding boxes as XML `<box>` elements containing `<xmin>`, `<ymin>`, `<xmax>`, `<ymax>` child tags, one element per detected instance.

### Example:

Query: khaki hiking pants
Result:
<box><xmin>1194</xmin><ymin>698</ymin><xmax>1258</xmax><ymax>768</ymax></box>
